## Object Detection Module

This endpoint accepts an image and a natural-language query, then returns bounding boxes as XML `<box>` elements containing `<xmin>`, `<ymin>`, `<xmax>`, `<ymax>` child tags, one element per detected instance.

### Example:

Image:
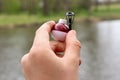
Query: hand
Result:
<box><xmin>21</xmin><ymin>21</ymin><xmax>81</xmax><ymax>80</ymax></box>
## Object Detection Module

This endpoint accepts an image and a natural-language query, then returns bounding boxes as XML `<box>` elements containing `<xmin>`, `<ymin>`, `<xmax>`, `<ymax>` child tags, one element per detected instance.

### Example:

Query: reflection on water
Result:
<box><xmin>0</xmin><ymin>27</ymin><xmax>37</xmax><ymax>80</ymax></box>
<box><xmin>76</xmin><ymin>20</ymin><xmax>120</xmax><ymax>80</ymax></box>
<box><xmin>0</xmin><ymin>20</ymin><xmax>120</xmax><ymax>80</ymax></box>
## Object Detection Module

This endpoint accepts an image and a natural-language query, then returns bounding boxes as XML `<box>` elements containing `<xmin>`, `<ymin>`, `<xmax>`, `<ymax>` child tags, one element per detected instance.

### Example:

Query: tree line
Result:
<box><xmin>0</xmin><ymin>0</ymin><xmax>90</xmax><ymax>15</ymax></box>
<box><xmin>0</xmin><ymin>0</ymin><xmax>119</xmax><ymax>15</ymax></box>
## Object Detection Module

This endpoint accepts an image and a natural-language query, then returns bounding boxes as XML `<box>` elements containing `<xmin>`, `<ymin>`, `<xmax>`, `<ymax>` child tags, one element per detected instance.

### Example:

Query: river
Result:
<box><xmin>0</xmin><ymin>20</ymin><xmax>120</xmax><ymax>80</ymax></box>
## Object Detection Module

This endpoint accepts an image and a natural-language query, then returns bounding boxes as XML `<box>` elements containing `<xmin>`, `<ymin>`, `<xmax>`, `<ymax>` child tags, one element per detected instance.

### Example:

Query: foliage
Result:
<box><xmin>20</xmin><ymin>0</ymin><xmax>40</xmax><ymax>14</ymax></box>
<box><xmin>0</xmin><ymin>0</ymin><xmax>119</xmax><ymax>17</ymax></box>
<box><xmin>0</xmin><ymin>13</ymin><xmax>62</xmax><ymax>25</ymax></box>
<box><xmin>0</xmin><ymin>0</ymin><xmax>83</xmax><ymax>14</ymax></box>
<box><xmin>1</xmin><ymin>0</ymin><xmax>21</xmax><ymax>14</ymax></box>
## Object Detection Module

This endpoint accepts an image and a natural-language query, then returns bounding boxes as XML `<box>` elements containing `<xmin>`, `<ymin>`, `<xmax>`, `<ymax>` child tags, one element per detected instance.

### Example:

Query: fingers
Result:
<box><xmin>32</xmin><ymin>21</ymin><xmax>55</xmax><ymax>47</ymax></box>
<box><xmin>50</xmin><ymin>41</ymin><xmax>65</xmax><ymax>52</ymax></box>
<box><xmin>64</xmin><ymin>30</ymin><xmax>81</xmax><ymax>65</ymax></box>
<box><xmin>21</xmin><ymin>53</ymin><xmax>29</xmax><ymax>75</ymax></box>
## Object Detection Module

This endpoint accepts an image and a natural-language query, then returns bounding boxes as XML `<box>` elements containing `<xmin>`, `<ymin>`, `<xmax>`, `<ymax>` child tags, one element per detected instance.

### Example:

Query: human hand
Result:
<box><xmin>21</xmin><ymin>21</ymin><xmax>81</xmax><ymax>80</ymax></box>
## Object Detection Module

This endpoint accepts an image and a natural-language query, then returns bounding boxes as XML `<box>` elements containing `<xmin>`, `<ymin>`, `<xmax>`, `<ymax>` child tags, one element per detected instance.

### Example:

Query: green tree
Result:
<box><xmin>20</xmin><ymin>0</ymin><xmax>29</xmax><ymax>11</ymax></box>
<box><xmin>94</xmin><ymin>0</ymin><xmax>99</xmax><ymax>11</ymax></box>
<box><xmin>20</xmin><ymin>0</ymin><xmax>39</xmax><ymax>14</ymax></box>
<box><xmin>106</xmin><ymin>0</ymin><xmax>111</xmax><ymax>11</ymax></box>
<box><xmin>80</xmin><ymin>0</ymin><xmax>92</xmax><ymax>11</ymax></box>
<box><xmin>42</xmin><ymin>0</ymin><xmax>49</xmax><ymax>15</ymax></box>
<box><xmin>2</xmin><ymin>0</ymin><xmax>21</xmax><ymax>13</ymax></box>
<box><xmin>0</xmin><ymin>0</ymin><xmax>2</xmax><ymax>12</ymax></box>
<box><xmin>53</xmin><ymin>0</ymin><xmax>64</xmax><ymax>12</ymax></box>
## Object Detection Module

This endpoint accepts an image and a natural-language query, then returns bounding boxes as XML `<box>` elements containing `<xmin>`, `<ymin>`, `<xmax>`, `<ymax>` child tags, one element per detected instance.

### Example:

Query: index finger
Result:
<box><xmin>33</xmin><ymin>21</ymin><xmax>55</xmax><ymax>47</ymax></box>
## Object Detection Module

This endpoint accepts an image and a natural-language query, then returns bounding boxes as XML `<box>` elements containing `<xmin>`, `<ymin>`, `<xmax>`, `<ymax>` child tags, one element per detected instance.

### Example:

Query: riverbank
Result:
<box><xmin>0</xmin><ymin>13</ymin><xmax>61</xmax><ymax>28</ymax></box>
<box><xmin>0</xmin><ymin>10</ymin><xmax>120</xmax><ymax>28</ymax></box>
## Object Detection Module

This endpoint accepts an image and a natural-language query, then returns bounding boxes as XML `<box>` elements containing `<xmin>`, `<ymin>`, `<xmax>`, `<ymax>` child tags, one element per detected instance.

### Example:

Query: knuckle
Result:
<box><xmin>21</xmin><ymin>54</ymin><xmax>30</xmax><ymax>74</ymax></box>
<box><xmin>29</xmin><ymin>47</ymin><xmax>39</xmax><ymax>59</ymax></box>
<box><xmin>29</xmin><ymin>47</ymin><xmax>39</xmax><ymax>60</ymax></box>
<box><xmin>21</xmin><ymin>57</ymin><xmax>25</xmax><ymax>65</ymax></box>
<box><xmin>29</xmin><ymin>47</ymin><xmax>38</xmax><ymax>55</ymax></box>
<box><xmin>73</xmin><ymin>40</ymin><xmax>81</xmax><ymax>48</ymax></box>
<box><xmin>21</xmin><ymin>54</ymin><xmax>28</xmax><ymax>65</ymax></box>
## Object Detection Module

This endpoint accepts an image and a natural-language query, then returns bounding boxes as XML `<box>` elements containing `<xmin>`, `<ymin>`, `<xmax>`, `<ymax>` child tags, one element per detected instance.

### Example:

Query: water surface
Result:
<box><xmin>0</xmin><ymin>20</ymin><xmax>120</xmax><ymax>80</ymax></box>
<box><xmin>77</xmin><ymin>20</ymin><xmax>120</xmax><ymax>80</ymax></box>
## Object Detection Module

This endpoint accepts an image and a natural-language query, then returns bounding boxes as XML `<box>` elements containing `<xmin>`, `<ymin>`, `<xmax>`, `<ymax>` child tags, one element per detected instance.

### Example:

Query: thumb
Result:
<box><xmin>64</xmin><ymin>30</ymin><xmax>81</xmax><ymax>64</ymax></box>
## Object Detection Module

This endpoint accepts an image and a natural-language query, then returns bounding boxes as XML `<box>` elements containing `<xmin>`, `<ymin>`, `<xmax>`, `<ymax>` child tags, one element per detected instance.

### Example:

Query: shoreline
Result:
<box><xmin>0</xmin><ymin>22</ymin><xmax>42</xmax><ymax>29</ymax></box>
<box><xmin>0</xmin><ymin>16</ymin><xmax>120</xmax><ymax>29</ymax></box>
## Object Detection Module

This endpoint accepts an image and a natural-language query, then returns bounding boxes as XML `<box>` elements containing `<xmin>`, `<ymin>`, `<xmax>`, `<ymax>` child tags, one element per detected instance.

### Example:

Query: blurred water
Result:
<box><xmin>0</xmin><ymin>20</ymin><xmax>120</xmax><ymax>80</ymax></box>
<box><xmin>0</xmin><ymin>27</ymin><xmax>37</xmax><ymax>80</ymax></box>
<box><xmin>76</xmin><ymin>20</ymin><xmax>120</xmax><ymax>80</ymax></box>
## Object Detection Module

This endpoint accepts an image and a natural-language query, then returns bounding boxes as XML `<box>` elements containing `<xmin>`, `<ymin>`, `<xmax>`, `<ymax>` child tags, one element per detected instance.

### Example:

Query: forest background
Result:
<box><xmin>0</xmin><ymin>0</ymin><xmax>120</xmax><ymax>26</ymax></box>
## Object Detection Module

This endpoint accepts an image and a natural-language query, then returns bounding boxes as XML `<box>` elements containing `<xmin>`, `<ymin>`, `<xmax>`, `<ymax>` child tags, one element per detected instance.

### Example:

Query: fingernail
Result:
<box><xmin>49</xmin><ymin>20</ymin><xmax>56</xmax><ymax>24</ymax></box>
<box><xmin>71</xmin><ymin>30</ymin><xmax>76</xmax><ymax>36</ymax></box>
<box><xmin>46</xmin><ymin>21</ymin><xmax>55</xmax><ymax>25</ymax></box>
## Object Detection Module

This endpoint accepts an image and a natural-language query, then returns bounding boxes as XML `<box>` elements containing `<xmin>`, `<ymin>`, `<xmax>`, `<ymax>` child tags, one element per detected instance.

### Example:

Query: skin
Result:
<box><xmin>21</xmin><ymin>21</ymin><xmax>81</xmax><ymax>80</ymax></box>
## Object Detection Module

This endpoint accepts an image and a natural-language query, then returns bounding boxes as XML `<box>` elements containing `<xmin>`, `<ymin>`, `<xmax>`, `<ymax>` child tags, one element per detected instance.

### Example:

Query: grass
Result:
<box><xmin>0</xmin><ymin>4</ymin><xmax>120</xmax><ymax>26</ymax></box>
<box><xmin>0</xmin><ymin>13</ymin><xmax>63</xmax><ymax>26</ymax></box>
<box><xmin>91</xmin><ymin>4</ymin><xmax>120</xmax><ymax>18</ymax></box>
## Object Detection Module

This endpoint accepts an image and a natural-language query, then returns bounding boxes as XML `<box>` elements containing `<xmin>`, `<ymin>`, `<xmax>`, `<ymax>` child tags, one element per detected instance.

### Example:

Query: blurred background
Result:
<box><xmin>0</xmin><ymin>0</ymin><xmax>120</xmax><ymax>80</ymax></box>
